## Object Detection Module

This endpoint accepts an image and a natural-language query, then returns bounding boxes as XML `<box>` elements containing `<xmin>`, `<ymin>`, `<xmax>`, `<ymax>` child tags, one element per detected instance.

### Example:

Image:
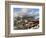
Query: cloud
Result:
<box><xmin>13</xmin><ymin>8</ymin><xmax>39</xmax><ymax>17</ymax></box>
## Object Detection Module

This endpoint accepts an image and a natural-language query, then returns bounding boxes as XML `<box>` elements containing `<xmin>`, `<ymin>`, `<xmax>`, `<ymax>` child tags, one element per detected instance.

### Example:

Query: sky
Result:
<box><xmin>13</xmin><ymin>8</ymin><xmax>39</xmax><ymax>19</ymax></box>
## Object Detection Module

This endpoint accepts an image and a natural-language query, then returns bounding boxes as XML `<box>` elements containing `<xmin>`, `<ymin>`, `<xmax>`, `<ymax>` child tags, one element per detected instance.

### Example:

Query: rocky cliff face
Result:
<box><xmin>14</xmin><ymin>16</ymin><xmax>39</xmax><ymax>30</ymax></box>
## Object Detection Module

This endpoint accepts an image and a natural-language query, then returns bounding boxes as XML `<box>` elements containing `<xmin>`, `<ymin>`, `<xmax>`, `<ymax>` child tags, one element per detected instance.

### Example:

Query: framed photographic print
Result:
<box><xmin>5</xmin><ymin>1</ymin><xmax>45</xmax><ymax>37</ymax></box>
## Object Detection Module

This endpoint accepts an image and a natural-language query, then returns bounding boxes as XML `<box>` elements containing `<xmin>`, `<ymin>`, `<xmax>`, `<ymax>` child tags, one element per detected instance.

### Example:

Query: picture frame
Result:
<box><xmin>5</xmin><ymin>1</ymin><xmax>45</xmax><ymax>37</ymax></box>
